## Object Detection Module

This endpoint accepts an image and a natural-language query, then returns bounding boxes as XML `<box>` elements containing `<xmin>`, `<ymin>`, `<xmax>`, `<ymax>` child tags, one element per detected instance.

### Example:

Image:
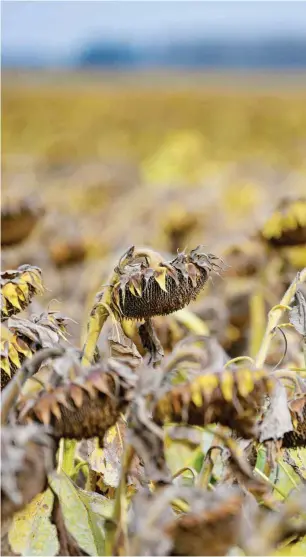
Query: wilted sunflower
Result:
<box><xmin>128</xmin><ymin>486</ymin><xmax>243</xmax><ymax>557</ymax></box>
<box><xmin>153</xmin><ymin>367</ymin><xmax>273</xmax><ymax>439</ymax></box>
<box><xmin>49</xmin><ymin>238</ymin><xmax>88</xmax><ymax>268</ymax></box>
<box><xmin>261</xmin><ymin>197</ymin><xmax>306</xmax><ymax>247</ymax></box>
<box><xmin>1</xmin><ymin>197</ymin><xmax>43</xmax><ymax>248</ymax></box>
<box><xmin>111</xmin><ymin>245</ymin><xmax>222</xmax><ymax>320</ymax></box>
<box><xmin>1</xmin><ymin>311</ymin><xmax>69</xmax><ymax>389</ymax></box>
<box><xmin>1</xmin><ymin>265</ymin><xmax>44</xmax><ymax>321</ymax></box>
<box><xmin>17</xmin><ymin>357</ymin><xmax>137</xmax><ymax>444</ymax></box>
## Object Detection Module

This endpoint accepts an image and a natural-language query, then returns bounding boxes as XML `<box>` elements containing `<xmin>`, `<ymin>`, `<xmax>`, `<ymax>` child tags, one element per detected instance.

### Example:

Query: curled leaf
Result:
<box><xmin>259</xmin><ymin>380</ymin><xmax>293</xmax><ymax>443</ymax></box>
<box><xmin>138</xmin><ymin>318</ymin><xmax>164</xmax><ymax>365</ymax></box>
<box><xmin>289</xmin><ymin>286</ymin><xmax>306</xmax><ymax>337</ymax></box>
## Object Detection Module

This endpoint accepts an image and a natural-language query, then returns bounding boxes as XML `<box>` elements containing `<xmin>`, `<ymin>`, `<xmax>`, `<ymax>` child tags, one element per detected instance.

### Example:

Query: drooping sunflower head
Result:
<box><xmin>1</xmin><ymin>265</ymin><xmax>44</xmax><ymax>321</ymax></box>
<box><xmin>261</xmin><ymin>197</ymin><xmax>306</xmax><ymax>247</ymax></box>
<box><xmin>1</xmin><ymin>196</ymin><xmax>43</xmax><ymax>248</ymax></box>
<box><xmin>111</xmin><ymin>246</ymin><xmax>222</xmax><ymax>320</ymax></box>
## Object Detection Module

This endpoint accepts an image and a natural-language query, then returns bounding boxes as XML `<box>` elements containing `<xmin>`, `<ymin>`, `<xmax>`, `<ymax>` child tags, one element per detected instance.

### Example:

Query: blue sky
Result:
<box><xmin>2</xmin><ymin>1</ymin><xmax>306</xmax><ymax>57</ymax></box>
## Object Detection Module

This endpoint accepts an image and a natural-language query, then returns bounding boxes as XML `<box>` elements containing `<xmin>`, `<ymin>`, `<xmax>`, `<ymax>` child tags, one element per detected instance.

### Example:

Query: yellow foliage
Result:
<box><xmin>8</xmin><ymin>490</ymin><xmax>58</xmax><ymax>557</ymax></box>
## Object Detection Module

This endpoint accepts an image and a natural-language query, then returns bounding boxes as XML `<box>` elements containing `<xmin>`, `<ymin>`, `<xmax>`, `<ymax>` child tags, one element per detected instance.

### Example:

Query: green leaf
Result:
<box><xmin>49</xmin><ymin>472</ymin><xmax>106</xmax><ymax>556</ymax></box>
<box><xmin>8</xmin><ymin>489</ymin><xmax>59</xmax><ymax>557</ymax></box>
<box><xmin>77</xmin><ymin>488</ymin><xmax>114</xmax><ymax>521</ymax></box>
<box><xmin>164</xmin><ymin>425</ymin><xmax>203</xmax><ymax>478</ymax></box>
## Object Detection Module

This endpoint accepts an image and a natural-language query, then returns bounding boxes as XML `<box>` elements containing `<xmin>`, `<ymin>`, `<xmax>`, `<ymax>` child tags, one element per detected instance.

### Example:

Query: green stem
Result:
<box><xmin>60</xmin><ymin>439</ymin><xmax>77</xmax><ymax>476</ymax></box>
<box><xmin>81</xmin><ymin>302</ymin><xmax>110</xmax><ymax>366</ymax></box>
<box><xmin>249</xmin><ymin>289</ymin><xmax>266</xmax><ymax>358</ymax></box>
<box><xmin>196</xmin><ymin>432</ymin><xmax>221</xmax><ymax>488</ymax></box>
<box><xmin>107</xmin><ymin>445</ymin><xmax>134</xmax><ymax>556</ymax></box>
<box><xmin>254</xmin><ymin>468</ymin><xmax>286</xmax><ymax>499</ymax></box>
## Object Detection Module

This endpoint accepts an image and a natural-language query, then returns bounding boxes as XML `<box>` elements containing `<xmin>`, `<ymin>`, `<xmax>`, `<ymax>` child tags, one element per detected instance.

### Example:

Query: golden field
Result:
<box><xmin>2</xmin><ymin>72</ymin><xmax>306</xmax><ymax>326</ymax></box>
<box><xmin>2</xmin><ymin>71</ymin><xmax>306</xmax><ymax>338</ymax></box>
<box><xmin>2</xmin><ymin>71</ymin><xmax>306</xmax><ymax>556</ymax></box>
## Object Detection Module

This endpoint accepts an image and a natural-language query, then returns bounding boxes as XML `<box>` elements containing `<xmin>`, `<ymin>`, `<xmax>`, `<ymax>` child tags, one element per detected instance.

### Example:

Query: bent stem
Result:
<box><xmin>255</xmin><ymin>267</ymin><xmax>306</xmax><ymax>369</ymax></box>
<box><xmin>63</xmin><ymin>276</ymin><xmax>119</xmax><ymax>478</ymax></box>
<box><xmin>81</xmin><ymin>298</ymin><xmax>111</xmax><ymax>366</ymax></box>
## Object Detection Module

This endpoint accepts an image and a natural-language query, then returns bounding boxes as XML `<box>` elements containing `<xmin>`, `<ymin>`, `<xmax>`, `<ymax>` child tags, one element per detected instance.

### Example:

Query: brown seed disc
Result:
<box><xmin>120</xmin><ymin>267</ymin><xmax>208</xmax><ymax>319</ymax></box>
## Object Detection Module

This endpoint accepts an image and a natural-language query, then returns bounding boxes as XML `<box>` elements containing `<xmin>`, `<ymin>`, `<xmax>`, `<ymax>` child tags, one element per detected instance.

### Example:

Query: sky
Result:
<box><xmin>2</xmin><ymin>1</ymin><xmax>306</xmax><ymax>58</ymax></box>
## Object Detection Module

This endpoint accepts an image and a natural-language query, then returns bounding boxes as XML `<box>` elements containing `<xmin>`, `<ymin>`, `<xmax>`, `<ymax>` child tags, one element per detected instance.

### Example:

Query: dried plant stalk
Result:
<box><xmin>255</xmin><ymin>267</ymin><xmax>306</xmax><ymax>368</ymax></box>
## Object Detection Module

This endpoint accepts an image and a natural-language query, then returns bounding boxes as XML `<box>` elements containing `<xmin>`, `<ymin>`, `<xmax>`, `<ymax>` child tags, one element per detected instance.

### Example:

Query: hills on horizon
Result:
<box><xmin>3</xmin><ymin>37</ymin><xmax>306</xmax><ymax>69</ymax></box>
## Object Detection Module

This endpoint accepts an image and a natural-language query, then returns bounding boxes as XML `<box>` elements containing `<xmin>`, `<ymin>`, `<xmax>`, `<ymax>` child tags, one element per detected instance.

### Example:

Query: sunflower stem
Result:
<box><xmin>108</xmin><ymin>444</ymin><xmax>134</xmax><ymax>556</ymax></box>
<box><xmin>81</xmin><ymin>302</ymin><xmax>110</xmax><ymax>366</ymax></box>
<box><xmin>60</xmin><ymin>439</ymin><xmax>77</xmax><ymax>477</ymax></box>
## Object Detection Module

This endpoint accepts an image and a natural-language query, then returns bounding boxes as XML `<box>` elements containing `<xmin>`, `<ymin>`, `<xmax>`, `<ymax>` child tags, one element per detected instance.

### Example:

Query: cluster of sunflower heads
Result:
<box><xmin>261</xmin><ymin>197</ymin><xmax>306</xmax><ymax>247</ymax></box>
<box><xmin>1</xmin><ymin>311</ymin><xmax>69</xmax><ymax>389</ymax></box>
<box><xmin>153</xmin><ymin>367</ymin><xmax>274</xmax><ymax>439</ymax></box>
<box><xmin>17</xmin><ymin>356</ymin><xmax>137</xmax><ymax>443</ymax></box>
<box><xmin>111</xmin><ymin>245</ymin><xmax>223</xmax><ymax>320</ymax></box>
<box><xmin>1</xmin><ymin>265</ymin><xmax>44</xmax><ymax>321</ymax></box>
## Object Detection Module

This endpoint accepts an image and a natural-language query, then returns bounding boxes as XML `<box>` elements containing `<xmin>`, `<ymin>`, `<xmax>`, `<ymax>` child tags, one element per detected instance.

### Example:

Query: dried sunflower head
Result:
<box><xmin>1</xmin><ymin>197</ymin><xmax>43</xmax><ymax>248</ymax></box>
<box><xmin>49</xmin><ymin>238</ymin><xmax>87</xmax><ymax>268</ymax></box>
<box><xmin>112</xmin><ymin>246</ymin><xmax>222</xmax><ymax>320</ymax></box>
<box><xmin>153</xmin><ymin>367</ymin><xmax>273</xmax><ymax>439</ymax></box>
<box><xmin>1</xmin><ymin>311</ymin><xmax>69</xmax><ymax>389</ymax></box>
<box><xmin>261</xmin><ymin>197</ymin><xmax>306</xmax><ymax>247</ymax></box>
<box><xmin>128</xmin><ymin>485</ymin><xmax>243</xmax><ymax>557</ymax></box>
<box><xmin>1</xmin><ymin>265</ymin><xmax>44</xmax><ymax>321</ymax></box>
<box><xmin>17</xmin><ymin>357</ymin><xmax>137</xmax><ymax>443</ymax></box>
<box><xmin>165</xmin><ymin>486</ymin><xmax>243</xmax><ymax>557</ymax></box>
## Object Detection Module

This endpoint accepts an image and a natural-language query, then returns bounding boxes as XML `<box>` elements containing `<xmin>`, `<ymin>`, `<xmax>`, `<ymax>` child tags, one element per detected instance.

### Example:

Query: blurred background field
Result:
<box><xmin>2</xmin><ymin>1</ymin><xmax>306</xmax><ymax>359</ymax></box>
